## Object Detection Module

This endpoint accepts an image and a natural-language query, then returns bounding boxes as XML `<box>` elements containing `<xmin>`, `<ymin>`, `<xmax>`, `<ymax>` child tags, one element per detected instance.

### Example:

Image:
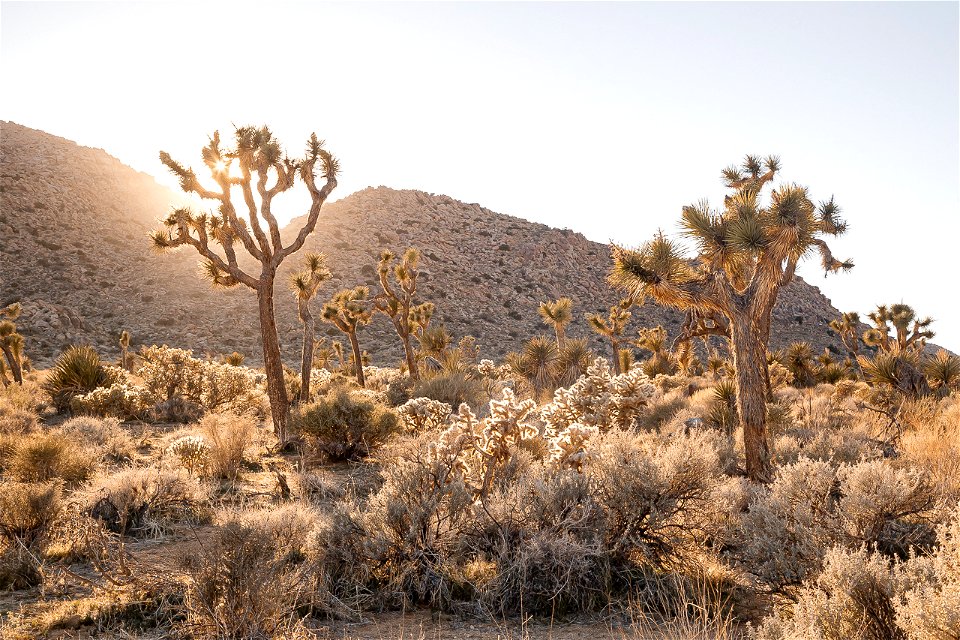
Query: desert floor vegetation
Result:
<box><xmin>1</xmin><ymin>331</ymin><xmax>958</xmax><ymax>639</ymax></box>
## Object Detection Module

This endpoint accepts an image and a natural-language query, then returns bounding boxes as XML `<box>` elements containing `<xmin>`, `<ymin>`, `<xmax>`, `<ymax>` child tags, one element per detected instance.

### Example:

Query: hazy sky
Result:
<box><xmin>3</xmin><ymin>2</ymin><xmax>958</xmax><ymax>349</ymax></box>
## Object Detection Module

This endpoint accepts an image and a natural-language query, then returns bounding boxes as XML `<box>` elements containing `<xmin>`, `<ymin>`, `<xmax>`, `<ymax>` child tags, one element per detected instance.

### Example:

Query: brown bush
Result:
<box><xmin>0</xmin><ymin>481</ymin><xmax>62</xmax><ymax>547</ymax></box>
<box><xmin>6</xmin><ymin>431</ymin><xmax>96</xmax><ymax>485</ymax></box>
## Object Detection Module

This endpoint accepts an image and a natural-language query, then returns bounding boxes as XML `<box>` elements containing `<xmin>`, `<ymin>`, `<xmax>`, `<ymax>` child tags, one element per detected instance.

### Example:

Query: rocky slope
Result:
<box><xmin>1</xmin><ymin>121</ymin><xmax>853</xmax><ymax>367</ymax></box>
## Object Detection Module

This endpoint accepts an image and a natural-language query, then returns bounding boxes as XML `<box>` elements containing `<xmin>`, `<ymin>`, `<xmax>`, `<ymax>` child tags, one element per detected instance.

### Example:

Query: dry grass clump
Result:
<box><xmin>198</xmin><ymin>412</ymin><xmax>256</xmax><ymax>480</ymax></box>
<box><xmin>181</xmin><ymin>509</ymin><xmax>317</xmax><ymax>639</ymax></box>
<box><xmin>411</xmin><ymin>370</ymin><xmax>485</xmax><ymax>412</ymax></box>
<box><xmin>900</xmin><ymin>395</ymin><xmax>960</xmax><ymax>503</ymax></box>
<box><xmin>294</xmin><ymin>387</ymin><xmax>400</xmax><ymax>461</ymax></box>
<box><xmin>4</xmin><ymin>430</ymin><xmax>96</xmax><ymax>485</ymax></box>
<box><xmin>83</xmin><ymin>466</ymin><xmax>210</xmax><ymax>536</ymax></box>
<box><xmin>0</xmin><ymin>481</ymin><xmax>62</xmax><ymax>546</ymax></box>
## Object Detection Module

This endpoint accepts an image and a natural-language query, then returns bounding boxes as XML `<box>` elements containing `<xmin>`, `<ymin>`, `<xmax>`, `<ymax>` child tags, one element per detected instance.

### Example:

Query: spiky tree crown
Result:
<box><xmin>322</xmin><ymin>286</ymin><xmax>373</xmax><ymax>333</ymax></box>
<box><xmin>291</xmin><ymin>252</ymin><xmax>332</xmax><ymax>301</ymax></box>
<box><xmin>587</xmin><ymin>299</ymin><xmax>632</xmax><ymax>338</ymax></box>
<box><xmin>610</xmin><ymin>156</ymin><xmax>851</xmax><ymax>311</ymax></box>
<box><xmin>152</xmin><ymin>125</ymin><xmax>339</xmax><ymax>290</ymax></box>
<box><xmin>538</xmin><ymin>298</ymin><xmax>574</xmax><ymax>327</ymax></box>
<box><xmin>863</xmin><ymin>303</ymin><xmax>934</xmax><ymax>352</ymax></box>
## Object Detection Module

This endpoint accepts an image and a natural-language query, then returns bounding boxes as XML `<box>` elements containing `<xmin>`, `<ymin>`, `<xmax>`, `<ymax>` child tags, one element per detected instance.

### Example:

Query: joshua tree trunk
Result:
<box><xmin>609</xmin><ymin>338</ymin><xmax>623</xmax><ymax>375</ymax></box>
<box><xmin>258</xmin><ymin>275</ymin><xmax>289</xmax><ymax>441</ymax></box>
<box><xmin>555</xmin><ymin>324</ymin><xmax>566</xmax><ymax>349</ymax></box>
<box><xmin>401</xmin><ymin>332</ymin><xmax>418</xmax><ymax>382</ymax></box>
<box><xmin>0</xmin><ymin>343</ymin><xmax>22</xmax><ymax>385</ymax></box>
<box><xmin>348</xmin><ymin>331</ymin><xmax>366</xmax><ymax>388</ymax></box>
<box><xmin>298</xmin><ymin>299</ymin><xmax>315</xmax><ymax>404</ymax></box>
<box><xmin>731</xmin><ymin>314</ymin><xmax>773</xmax><ymax>483</ymax></box>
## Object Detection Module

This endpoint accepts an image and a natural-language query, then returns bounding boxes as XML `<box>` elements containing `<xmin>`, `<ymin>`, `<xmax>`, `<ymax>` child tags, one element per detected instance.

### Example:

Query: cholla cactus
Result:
<box><xmin>71</xmin><ymin>368</ymin><xmax>153</xmax><ymax>419</ymax></box>
<box><xmin>398</xmin><ymin>397</ymin><xmax>452</xmax><ymax>433</ymax></box>
<box><xmin>167</xmin><ymin>435</ymin><xmax>211</xmax><ymax>476</ymax></box>
<box><xmin>428</xmin><ymin>390</ymin><xmax>538</xmax><ymax>500</ymax></box>
<box><xmin>541</xmin><ymin>357</ymin><xmax>656</xmax><ymax>433</ymax></box>
<box><xmin>548</xmin><ymin>422</ymin><xmax>599</xmax><ymax>472</ymax></box>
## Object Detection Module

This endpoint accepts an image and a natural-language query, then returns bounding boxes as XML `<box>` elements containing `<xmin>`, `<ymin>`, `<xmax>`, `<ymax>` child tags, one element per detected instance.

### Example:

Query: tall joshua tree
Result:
<box><xmin>151</xmin><ymin>126</ymin><xmax>339</xmax><ymax>441</ymax></box>
<box><xmin>538</xmin><ymin>298</ymin><xmax>574</xmax><ymax>348</ymax></box>
<box><xmin>321</xmin><ymin>286</ymin><xmax>373</xmax><ymax>387</ymax></box>
<box><xmin>610</xmin><ymin>155</ymin><xmax>851</xmax><ymax>482</ymax></box>
<box><xmin>586</xmin><ymin>299</ymin><xmax>632</xmax><ymax>375</ymax></box>
<box><xmin>291</xmin><ymin>253</ymin><xmax>332</xmax><ymax>403</ymax></box>
<box><xmin>0</xmin><ymin>303</ymin><xmax>25</xmax><ymax>385</ymax></box>
<box><xmin>373</xmin><ymin>248</ymin><xmax>433</xmax><ymax>381</ymax></box>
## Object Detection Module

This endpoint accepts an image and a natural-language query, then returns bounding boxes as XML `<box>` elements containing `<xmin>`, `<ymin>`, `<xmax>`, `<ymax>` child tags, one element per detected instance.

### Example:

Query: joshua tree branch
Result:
<box><xmin>277</xmin><ymin>162</ymin><xmax>337</xmax><ymax>264</ymax></box>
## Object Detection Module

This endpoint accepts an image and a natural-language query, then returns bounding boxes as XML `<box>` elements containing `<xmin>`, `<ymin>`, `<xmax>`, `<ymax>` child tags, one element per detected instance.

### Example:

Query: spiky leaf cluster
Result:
<box><xmin>610</xmin><ymin>155</ymin><xmax>851</xmax><ymax>311</ymax></box>
<box><xmin>321</xmin><ymin>287</ymin><xmax>373</xmax><ymax>334</ymax></box>
<box><xmin>863</xmin><ymin>304</ymin><xmax>934</xmax><ymax>354</ymax></box>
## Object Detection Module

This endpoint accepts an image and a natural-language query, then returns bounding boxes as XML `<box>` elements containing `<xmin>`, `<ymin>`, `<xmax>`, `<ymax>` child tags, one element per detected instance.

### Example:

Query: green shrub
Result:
<box><xmin>44</xmin><ymin>345</ymin><xmax>118</xmax><ymax>412</ymax></box>
<box><xmin>412</xmin><ymin>371</ymin><xmax>485</xmax><ymax>412</ymax></box>
<box><xmin>294</xmin><ymin>388</ymin><xmax>399</xmax><ymax>461</ymax></box>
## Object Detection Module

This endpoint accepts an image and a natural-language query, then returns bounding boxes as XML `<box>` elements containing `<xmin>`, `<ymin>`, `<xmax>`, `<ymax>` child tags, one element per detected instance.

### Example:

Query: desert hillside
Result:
<box><xmin>2</xmin><ymin>121</ymin><xmax>852</xmax><ymax>366</ymax></box>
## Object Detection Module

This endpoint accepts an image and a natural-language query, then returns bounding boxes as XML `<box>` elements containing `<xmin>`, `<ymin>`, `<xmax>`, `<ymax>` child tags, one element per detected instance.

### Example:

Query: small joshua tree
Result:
<box><xmin>373</xmin><ymin>248</ymin><xmax>434</xmax><ymax>381</ymax></box>
<box><xmin>586</xmin><ymin>299</ymin><xmax>632</xmax><ymax>375</ymax></box>
<box><xmin>118</xmin><ymin>330</ymin><xmax>131</xmax><ymax>371</ymax></box>
<box><xmin>538</xmin><ymin>297</ymin><xmax>574</xmax><ymax>348</ymax></box>
<box><xmin>151</xmin><ymin>126</ymin><xmax>338</xmax><ymax>441</ymax></box>
<box><xmin>610</xmin><ymin>155</ymin><xmax>851</xmax><ymax>482</ymax></box>
<box><xmin>0</xmin><ymin>303</ymin><xmax>25</xmax><ymax>385</ymax></box>
<box><xmin>321</xmin><ymin>287</ymin><xmax>373</xmax><ymax>387</ymax></box>
<box><xmin>829</xmin><ymin>311</ymin><xmax>862</xmax><ymax>364</ymax></box>
<box><xmin>634</xmin><ymin>325</ymin><xmax>678</xmax><ymax>377</ymax></box>
<box><xmin>291</xmin><ymin>253</ymin><xmax>332</xmax><ymax>403</ymax></box>
<box><xmin>863</xmin><ymin>303</ymin><xmax>933</xmax><ymax>354</ymax></box>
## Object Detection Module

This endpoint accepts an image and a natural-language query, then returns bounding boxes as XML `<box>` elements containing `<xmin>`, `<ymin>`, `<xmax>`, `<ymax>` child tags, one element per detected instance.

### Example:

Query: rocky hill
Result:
<box><xmin>1</xmin><ymin>121</ymin><xmax>854</xmax><ymax>368</ymax></box>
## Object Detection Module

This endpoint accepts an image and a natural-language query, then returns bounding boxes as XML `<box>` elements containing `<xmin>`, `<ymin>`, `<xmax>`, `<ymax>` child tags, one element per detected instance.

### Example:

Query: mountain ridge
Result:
<box><xmin>2</xmin><ymin>121</ymin><xmax>860</xmax><ymax>367</ymax></box>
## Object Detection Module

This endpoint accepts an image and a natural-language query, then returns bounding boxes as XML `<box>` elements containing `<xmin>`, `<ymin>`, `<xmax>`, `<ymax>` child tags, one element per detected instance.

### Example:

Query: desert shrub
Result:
<box><xmin>900</xmin><ymin>397</ymin><xmax>960</xmax><ymax>503</ymax></box>
<box><xmin>412</xmin><ymin>370</ymin><xmax>484</xmax><ymax>411</ymax></box>
<box><xmin>6</xmin><ymin>431</ymin><xmax>96</xmax><ymax>485</ymax></box>
<box><xmin>0</xmin><ymin>481</ymin><xmax>62</xmax><ymax>546</ymax></box>
<box><xmin>363</xmin><ymin>365</ymin><xmax>402</xmax><ymax>393</ymax></box>
<box><xmin>836</xmin><ymin>460</ymin><xmax>938</xmax><ymax>557</ymax></box>
<box><xmin>895</xmin><ymin>504</ymin><xmax>960</xmax><ymax>639</ymax></box>
<box><xmin>137</xmin><ymin>345</ymin><xmax>263</xmax><ymax>418</ymax></box>
<box><xmin>0</xmin><ymin>398</ymin><xmax>37</xmax><ymax>434</ymax></box>
<box><xmin>754</xmin><ymin>546</ymin><xmax>905</xmax><ymax>640</ymax></box>
<box><xmin>58</xmin><ymin>415</ymin><xmax>136</xmax><ymax>463</ymax></box>
<box><xmin>396</xmin><ymin>396</ymin><xmax>452</xmax><ymax>433</ymax></box>
<box><xmin>199</xmin><ymin>413</ymin><xmax>255</xmax><ymax>480</ymax></box>
<box><xmin>0</xmin><ymin>542</ymin><xmax>43</xmax><ymax>590</ymax></box>
<box><xmin>586</xmin><ymin>428</ymin><xmax>723</xmax><ymax>569</ymax></box>
<box><xmin>44</xmin><ymin>345</ymin><xmax>118</xmax><ymax>412</ymax></box>
<box><xmin>166</xmin><ymin>435</ymin><xmax>211</xmax><ymax>477</ymax></box>
<box><xmin>541</xmin><ymin>357</ymin><xmax>657</xmax><ymax>433</ymax></box>
<box><xmin>294</xmin><ymin>388</ymin><xmax>399</xmax><ymax>461</ymax></box>
<box><xmin>0</xmin><ymin>378</ymin><xmax>48</xmax><ymax>415</ymax></box>
<box><xmin>85</xmin><ymin>466</ymin><xmax>210</xmax><ymax>537</ymax></box>
<box><xmin>732</xmin><ymin>458</ymin><xmax>841</xmax><ymax>592</ymax></box>
<box><xmin>470</xmin><ymin>465</ymin><xmax>611</xmax><ymax>615</ymax></box>
<box><xmin>182</xmin><ymin>517</ymin><xmax>313</xmax><ymax>639</ymax></box>
<box><xmin>312</xmin><ymin>433</ymin><xmax>475</xmax><ymax>610</ymax></box>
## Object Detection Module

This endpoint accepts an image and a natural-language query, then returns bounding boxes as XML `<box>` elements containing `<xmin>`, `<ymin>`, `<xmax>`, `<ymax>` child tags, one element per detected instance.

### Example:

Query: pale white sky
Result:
<box><xmin>3</xmin><ymin>2</ymin><xmax>958</xmax><ymax>349</ymax></box>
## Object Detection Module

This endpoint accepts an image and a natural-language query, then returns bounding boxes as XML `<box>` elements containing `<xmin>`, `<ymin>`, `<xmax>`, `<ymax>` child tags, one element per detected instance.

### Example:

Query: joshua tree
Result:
<box><xmin>321</xmin><ymin>286</ymin><xmax>373</xmax><ymax>387</ymax></box>
<box><xmin>0</xmin><ymin>303</ymin><xmax>25</xmax><ymax>385</ymax></box>
<box><xmin>538</xmin><ymin>298</ymin><xmax>574</xmax><ymax>348</ymax></box>
<box><xmin>118</xmin><ymin>330</ymin><xmax>131</xmax><ymax>371</ymax></box>
<box><xmin>610</xmin><ymin>155</ymin><xmax>851</xmax><ymax>482</ymax></box>
<box><xmin>291</xmin><ymin>253</ymin><xmax>332</xmax><ymax>403</ymax></box>
<box><xmin>863</xmin><ymin>303</ymin><xmax>933</xmax><ymax>354</ymax></box>
<box><xmin>150</xmin><ymin>126</ymin><xmax>338</xmax><ymax>441</ymax></box>
<box><xmin>586</xmin><ymin>299</ymin><xmax>632</xmax><ymax>375</ymax></box>
<box><xmin>373</xmin><ymin>248</ymin><xmax>433</xmax><ymax>381</ymax></box>
<box><xmin>829</xmin><ymin>311</ymin><xmax>862</xmax><ymax>362</ymax></box>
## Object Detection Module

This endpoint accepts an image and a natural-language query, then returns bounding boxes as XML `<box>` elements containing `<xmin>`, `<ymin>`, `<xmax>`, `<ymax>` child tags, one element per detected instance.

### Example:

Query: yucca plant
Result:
<box><xmin>635</xmin><ymin>325</ymin><xmax>678</xmax><ymax>377</ymax></box>
<box><xmin>586</xmin><ymin>299</ymin><xmax>632</xmax><ymax>375</ymax></box>
<box><xmin>708</xmin><ymin>378</ymin><xmax>738</xmax><ymax>436</ymax></box>
<box><xmin>538</xmin><ymin>297</ymin><xmax>574</xmax><ymax>348</ymax></box>
<box><xmin>291</xmin><ymin>252</ymin><xmax>332</xmax><ymax>403</ymax></box>
<box><xmin>610</xmin><ymin>155</ymin><xmax>852</xmax><ymax>481</ymax></box>
<box><xmin>509</xmin><ymin>335</ymin><xmax>560</xmax><ymax>400</ymax></box>
<box><xmin>223</xmin><ymin>351</ymin><xmax>245</xmax><ymax>367</ymax></box>
<box><xmin>373</xmin><ymin>248</ymin><xmax>434</xmax><ymax>381</ymax></box>
<box><xmin>44</xmin><ymin>345</ymin><xmax>118</xmax><ymax>412</ymax></box>
<box><xmin>923</xmin><ymin>349</ymin><xmax>960</xmax><ymax>392</ymax></box>
<box><xmin>150</xmin><ymin>126</ymin><xmax>339</xmax><ymax>442</ymax></box>
<box><xmin>321</xmin><ymin>286</ymin><xmax>372</xmax><ymax>387</ymax></box>
<box><xmin>555</xmin><ymin>337</ymin><xmax>593</xmax><ymax>388</ymax></box>
<box><xmin>780</xmin><ymin>341</ymin><xmax>817</xmax><ymax>387</ymax></box>
<box><xmin>858</xmin><ymin>345</ymin><xmax>931</xmax><ymax>398</ymax></box>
